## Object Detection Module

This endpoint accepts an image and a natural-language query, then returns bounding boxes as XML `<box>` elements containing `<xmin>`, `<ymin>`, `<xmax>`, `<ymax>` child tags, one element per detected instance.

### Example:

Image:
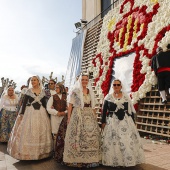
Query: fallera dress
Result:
<box><xmin>101</xmin><ymin>93</ymin><xmax>145</xmax><ymax>167</ymax></box>
<box><xmin>63</xmin><ymin>89</ymin><xmax>101</xmax><ymax>168</ymax></box>
<box><xmin>0</xmin><ymin>95</ymin><xmax>18</xmax><ymax>142</ymax></box>
<box><xmin>7</xmin><ymin>89</ymin><xmax>53</xmax><ymax>160</ymax></box>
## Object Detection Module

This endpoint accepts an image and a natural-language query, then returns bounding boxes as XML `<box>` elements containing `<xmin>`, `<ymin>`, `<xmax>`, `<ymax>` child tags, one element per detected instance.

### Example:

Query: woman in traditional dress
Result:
<box><xmin>0</xmin><ymin>86</ymin><xmax>18</xmax><ymax>142</ymax></box>
<box><xmin>47</xmin><ymin>83</ymin><xmax>67</xmax><ymax>157</ymax></box>
<box><xmin>7</xmin><ymin>76</ymin><xmax>53</xmax><ymax>160</ymax></box>
<box><xmin>53</xmin><ymin>84</ymin><xmax>68</xmax><ymax>163</ymax></box>
<box><xmin>63</xmin><ymin>74</ymin><xmax>101</xmax><ymax>168</ymax></box>
<box><xmin>101</xmin><ymin>79</ymin><xmax>145</xmax><ymax>167</ymax></box>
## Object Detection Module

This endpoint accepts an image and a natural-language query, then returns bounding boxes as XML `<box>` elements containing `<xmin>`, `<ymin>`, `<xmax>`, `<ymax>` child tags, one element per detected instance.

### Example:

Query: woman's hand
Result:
<box><xmin>57</xmin><ymin>112</ymin><xmax>65</xmax><ymax>117</ymax></box>
<box><xmin>60</xmin><ymin>112</ymin><xmax>66</xmax><ymax>116</ymax></box>
<box><xmin>101</xmin><ymin>123</ymin><xmax>106</xmax><ymax>130</ymax></box>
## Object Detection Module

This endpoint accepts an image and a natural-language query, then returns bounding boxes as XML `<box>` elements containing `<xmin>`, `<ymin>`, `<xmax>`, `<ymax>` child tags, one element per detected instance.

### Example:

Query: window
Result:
<box><xmin>101</xmin><ymin>0</ymin><xmax>111</xmax><ymax>18</ymax></box>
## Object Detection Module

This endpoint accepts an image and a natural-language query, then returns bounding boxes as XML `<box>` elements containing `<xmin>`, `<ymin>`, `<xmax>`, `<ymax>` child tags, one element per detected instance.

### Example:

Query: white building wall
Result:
<box><xmin>82</xmin><ymin>0</ymin><xmax>101</xmax><ymax>22</ymax></box>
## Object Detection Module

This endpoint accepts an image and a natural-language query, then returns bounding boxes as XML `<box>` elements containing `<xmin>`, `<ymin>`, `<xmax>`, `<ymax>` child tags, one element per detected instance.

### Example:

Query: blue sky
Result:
<box><xmin>0</xmin><ymin>0</ymin><xmax>82</xmax><ymax>90</ymax></box>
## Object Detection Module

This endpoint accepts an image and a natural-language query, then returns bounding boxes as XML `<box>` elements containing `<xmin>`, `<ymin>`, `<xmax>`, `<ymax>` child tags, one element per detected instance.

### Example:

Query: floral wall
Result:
<box><xmin>88</xmin><ymin>0</ymin><xmax>170</xmax><ymax>106</ymax></box>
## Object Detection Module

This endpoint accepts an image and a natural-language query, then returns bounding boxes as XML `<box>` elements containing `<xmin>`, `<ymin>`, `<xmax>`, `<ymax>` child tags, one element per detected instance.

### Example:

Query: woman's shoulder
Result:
<box><xmin>70</xmin><ymin>88</ymin><xmax>80</xmax><ymax>95</ymax></box>
<box><xmin>104</xmin><ymin>93</ymin><xmax>113</xmax><ymax>101</ymax></box>
<box><xmin>25</xmin><ymin>88</ymin><xmax>37</xmax><ymax>97</ymax></box>
<box><xmin>21</xmin><ymin>87</ymin><xmax>28</xmax><ymax>95</ymax></box>
<box><xmin>1</xmin><ymin>95</ymin><xmax>8</xmax><ymax>100</ymax></box>
<box><xmin>122</xmin><ymin>92</ymin><xmax>130</xmax><ymax>100</ymax></box>
<box><xmin>2</xmin><ymin>94</ymin><xmax>18</xmax><ymax>100</ymax></box>
<box><xmin>39</xmin><ymin>89</ymin><xmax>46</xmax><ymax>98</ymax></box>
<box><xmin>25</xmin><ymin>88</ymin><xmax>32</xmax><ymax>95</ymax></box>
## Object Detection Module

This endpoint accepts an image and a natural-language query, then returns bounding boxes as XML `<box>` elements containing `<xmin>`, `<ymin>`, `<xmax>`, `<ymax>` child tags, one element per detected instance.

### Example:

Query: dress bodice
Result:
<box><xmin>83</xmin><ymin>93</ymin><xmax>91</xmax><ymax>105</ymax></box>
<box><xmin>0</xmin><ymin>95</ymin><xmax>18</xmax><ymax>111</ymax></box>
<box><xmin>101</xmin><ymin>93</ymin><xmax>134</xmax><ymax>123</ymax></box>
<box><xmin>20</xmin><ymin>89</ymin><xmax>46</xmax><ymax>114</ymax></box>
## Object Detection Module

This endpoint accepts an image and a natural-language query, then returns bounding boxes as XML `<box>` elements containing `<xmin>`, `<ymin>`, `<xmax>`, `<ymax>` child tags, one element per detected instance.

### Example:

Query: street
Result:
<box><xmin>0</xmin><ymin>139</ymin><xmax>170</xmax><ymax>170</ymax></box>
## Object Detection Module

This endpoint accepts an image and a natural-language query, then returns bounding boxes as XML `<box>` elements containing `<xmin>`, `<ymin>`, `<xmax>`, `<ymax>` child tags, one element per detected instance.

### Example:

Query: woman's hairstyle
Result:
<box><xmin>28</xmin><ymin>75</ymin><xmax>42</xmax><ymax>89</ymax></box>
<box><xmin>2</xmin><ymin>85</ymin><xmax>15</xmax><ymax>97</ymax></box>
<box><xmin>55</xmin><ymin>83</ymin><xmax>66</xmax><ymax>94</ymax></box>
<box><xmin>113</xmin><ymin>79</ymin><xmax>122</xmax><ymax>85</ymax></box>
<box><xmin>7</xmin><ymin>86</ymin><xmax>14</xmax><ymax>91</ymax></box>
<box><xmin>27</xmin><ymin>77</ymin><xmax>31</xmax><ymax>87</ymax></box>
<box><xmin>81</xmin><ymin>72</ymin><xmax>89</xmax><ymax>78</ymax></box>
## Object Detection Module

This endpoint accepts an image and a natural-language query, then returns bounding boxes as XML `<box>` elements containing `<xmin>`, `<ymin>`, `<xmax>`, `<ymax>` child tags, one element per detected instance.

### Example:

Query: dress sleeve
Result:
<box><xmin>68</xmin><ymin>91</ymin><xmax>75</xmax><ymax>105</ymax></box>
<box><xmin>20</xmin><ymin>95</ymin><xmax>29</xmax><ymax>115</ymax></box>
<box><xmin>47</xmin><ymin>96</ymin><xmax>58</xmax><ymax>115</ymax></box>
<box><xmin>101</xmin><ymin>99</ymin><xmax>108</xmax><ymax>124</ymax></box>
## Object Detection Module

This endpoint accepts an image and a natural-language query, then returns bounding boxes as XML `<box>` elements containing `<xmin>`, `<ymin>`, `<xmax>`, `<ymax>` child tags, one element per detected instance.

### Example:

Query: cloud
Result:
<box><xmin>0</xmin><ymin>0</ymin><xmax>82</xmax><ymax>91</ymax></box>
<box><xmin>0</xmin><ymin>56</ymin><xmax>66</xmax><ymax>90</ymax></box>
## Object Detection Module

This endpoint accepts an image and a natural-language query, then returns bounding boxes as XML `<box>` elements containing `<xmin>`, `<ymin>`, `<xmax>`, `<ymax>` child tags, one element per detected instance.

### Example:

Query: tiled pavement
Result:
<box><xmin>0</xmin><ymin>139</ymin><xmax>170</xmax><ymax>170</ymax></box>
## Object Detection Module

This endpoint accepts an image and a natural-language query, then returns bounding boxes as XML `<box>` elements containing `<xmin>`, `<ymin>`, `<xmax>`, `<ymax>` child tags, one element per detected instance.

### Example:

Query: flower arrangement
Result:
<box><xmin>88</xmin><ymin>0</ymin><xmax>170</xmax><ymax>105</ymax></box>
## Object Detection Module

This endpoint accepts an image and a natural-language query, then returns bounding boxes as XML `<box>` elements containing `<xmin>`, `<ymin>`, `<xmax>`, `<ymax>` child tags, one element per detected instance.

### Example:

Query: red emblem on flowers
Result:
<box><xmin>92</xmin><ymin>0</ymin><xmax>160</xmax><ymax>98</ymax></box>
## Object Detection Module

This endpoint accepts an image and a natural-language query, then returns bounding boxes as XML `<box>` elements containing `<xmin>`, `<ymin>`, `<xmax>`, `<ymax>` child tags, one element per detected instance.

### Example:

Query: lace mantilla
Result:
<box><xmin>70</xmin><ymin>88</ymin><xmax>82</xmax><ymax>108</ymax></box>
<box><xmin>68</xmin><ymin>75</ymin><xmax>96</xmax><ymax>109</ymax></box>
<box><xmin>104</xmin><ymin>93</ymin><xmax>136</xmax><ymax>114</ymax></box>
<box><xmin>26</xmin><ymin>89</ymin><xmax>45</xmax><ymax>103</ymax></box>
<box><xmin>105</xmin><ymin>93</ymin><xmax>128</xmax><ymax>112</ymax></box>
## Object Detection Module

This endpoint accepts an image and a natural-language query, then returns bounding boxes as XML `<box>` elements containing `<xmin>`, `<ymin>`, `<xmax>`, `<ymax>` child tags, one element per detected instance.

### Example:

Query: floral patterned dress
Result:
<box><xmin>55</xmin><ymin>114</ymin><xmax>68</xmax><ymax>163</ymax></box>
<box><xmin>0</xmin><ymin>95</ymin><xmax>18</xmax><ymax>142</ymax></box>
<box><xmin>101</xmin><ymin>93</ymin><xmax>145</xmax><ymax>167</ymax></box>
<box><xmin>63</xmin><ymin>90</ymin><xmax>101</xmax><ymax>168</ymax></box>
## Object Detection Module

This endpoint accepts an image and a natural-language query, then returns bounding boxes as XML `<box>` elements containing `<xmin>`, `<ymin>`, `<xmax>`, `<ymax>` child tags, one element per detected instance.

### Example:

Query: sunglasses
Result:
<box><xmin>48</xmin><ymin>83</ymin><xmax>54</xmax><ymax>85</ymax></box>
<box><xmin>113</xmin><ymin>84</ymin><xmax>121</xmax><ymax>87</ymax></box>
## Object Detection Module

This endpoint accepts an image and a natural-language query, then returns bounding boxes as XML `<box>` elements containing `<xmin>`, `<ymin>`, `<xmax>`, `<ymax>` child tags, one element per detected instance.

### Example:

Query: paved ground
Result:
<box><xmin>0</xmin><ymin>139</ymin><xmax>170</xmax><ymax>170</ymax></box>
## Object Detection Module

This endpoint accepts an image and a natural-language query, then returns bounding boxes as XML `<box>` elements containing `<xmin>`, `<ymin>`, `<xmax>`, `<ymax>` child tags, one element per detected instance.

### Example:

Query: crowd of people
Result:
<box><xmin>0</xmin><ymin>74</ymin><xmax>145</xmax><ymax>169</ymax></box>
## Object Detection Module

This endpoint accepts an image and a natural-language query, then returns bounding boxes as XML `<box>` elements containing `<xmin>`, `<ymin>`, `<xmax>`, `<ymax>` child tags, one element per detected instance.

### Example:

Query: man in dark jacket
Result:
<box><xmin>151</xmin><ymin>47</ymin><xmax>163</xmax><ymax>76</ymax></box>
<box><xmin>152</xmin><ymin>44</ymin><xmax>170</xmax><ymax>104</ymax></box>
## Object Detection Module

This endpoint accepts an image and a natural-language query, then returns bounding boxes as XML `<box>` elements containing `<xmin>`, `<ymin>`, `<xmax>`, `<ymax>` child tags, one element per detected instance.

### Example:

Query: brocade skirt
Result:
<box><xmin>7</xmin><ymin>105</ymin><xmax>53</xmax><ymax>160</ymax></box>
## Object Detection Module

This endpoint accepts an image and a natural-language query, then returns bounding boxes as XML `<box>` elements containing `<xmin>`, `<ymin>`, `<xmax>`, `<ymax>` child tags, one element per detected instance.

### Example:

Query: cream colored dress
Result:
<box><xmin>7</xmin><ymin>89</ymin><xmax>53</xmax><ymax>160</ymax></box>
<box><xmin>63</xmin><ymin>93</ymin><xmax>101</xmax><ymax>167</ymax></box>
<box><xmin>47</xmin><ymin>94</ymin><xmax>64</xmax><ymax>134</ymax></box>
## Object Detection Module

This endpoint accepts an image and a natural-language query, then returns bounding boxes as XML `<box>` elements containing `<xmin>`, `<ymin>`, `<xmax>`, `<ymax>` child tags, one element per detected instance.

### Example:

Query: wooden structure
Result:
<box><xmin>137</xmin><ymin>86</ymin><xmax>170</xmax><ymax>138</ymax></box>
